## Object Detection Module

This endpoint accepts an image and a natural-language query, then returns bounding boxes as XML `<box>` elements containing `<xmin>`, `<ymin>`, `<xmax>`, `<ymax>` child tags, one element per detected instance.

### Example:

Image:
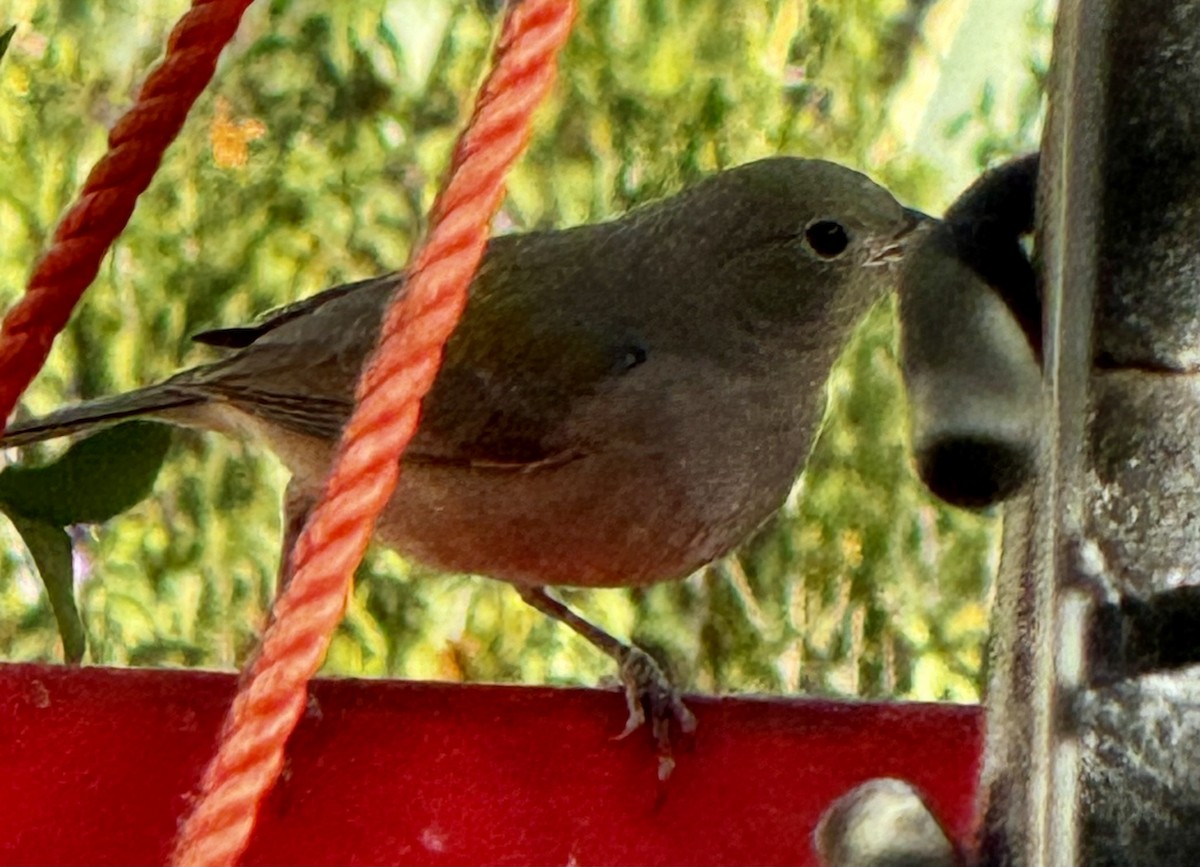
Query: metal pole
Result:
<box><xmin>982</xmin><ymin>1</ymin><xmax>1200</xmax><ymax>864</ymax></box>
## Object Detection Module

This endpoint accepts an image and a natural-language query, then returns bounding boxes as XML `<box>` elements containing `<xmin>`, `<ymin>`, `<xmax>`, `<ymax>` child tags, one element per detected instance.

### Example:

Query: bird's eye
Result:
<box><xmin>804</xmin><ymin>220</ymin><xmax>850</xmax><ymax>259</ymax></box>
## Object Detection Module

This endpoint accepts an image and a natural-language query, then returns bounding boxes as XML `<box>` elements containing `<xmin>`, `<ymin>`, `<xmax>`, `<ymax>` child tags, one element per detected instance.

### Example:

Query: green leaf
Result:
<box><xmin>0</xmin><ymin>422</ymin><xmax>173</xmax><ymax>526</ymax></box>
<box><xmin>9</xmin><ymin>516</ymin><xmax>86</xmax><ymax>663</ymax></box>
<box><xmin>0</xmin><ymin>25</ymin><xmax>14</xmax><ymax>64</ymax></box>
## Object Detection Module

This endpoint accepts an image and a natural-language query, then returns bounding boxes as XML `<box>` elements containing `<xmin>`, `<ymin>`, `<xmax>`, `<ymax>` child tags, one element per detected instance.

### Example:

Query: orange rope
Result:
<box><xmin>168</xmin><ymin>2</ymin><xmax>577</xmax><ymax>864</ymax></box>
<box><xmin>0</xmin><ymin>0</ymin><xmax>254</xmax><ymax>430</ymax></box>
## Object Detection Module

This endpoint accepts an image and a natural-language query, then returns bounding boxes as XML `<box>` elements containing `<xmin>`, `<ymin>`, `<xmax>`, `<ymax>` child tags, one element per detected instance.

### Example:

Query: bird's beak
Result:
<box><xmin>865</xmin><ymin>207</ymin><xmax>934</xmax><ymax>267</ymax></box>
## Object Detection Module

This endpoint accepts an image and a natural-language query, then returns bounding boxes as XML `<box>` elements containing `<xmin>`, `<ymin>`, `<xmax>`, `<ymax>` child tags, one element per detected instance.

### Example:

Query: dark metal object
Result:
<box><xmin>897</xmin><ymin>155</ymin><xmax>1042</xmax><ymax>509</ymax></box>
<box><xmin>980</xmin><ymin>1</ymin><xmax>1200</xmax><ymax>865</ymax></box>
<box><xmin>815</xmin><ymin>778</ymin><xmax>959</xmax><ymax>867</ymax></box>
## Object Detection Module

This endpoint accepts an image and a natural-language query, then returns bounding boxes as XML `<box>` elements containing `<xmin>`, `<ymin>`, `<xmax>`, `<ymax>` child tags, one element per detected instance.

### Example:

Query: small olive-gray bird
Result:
<box><xmin>2</xmin><ymin>157</ymin><xmax>920</xmax><ymax>755</ymax></box>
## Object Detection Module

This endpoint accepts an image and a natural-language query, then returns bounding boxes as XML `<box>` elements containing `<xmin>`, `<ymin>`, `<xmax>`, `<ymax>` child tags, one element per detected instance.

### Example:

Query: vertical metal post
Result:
<box><xmin>981</xmin><ymin>1</ymin><xmax>1200</xmax><ymax>864</ymax></box>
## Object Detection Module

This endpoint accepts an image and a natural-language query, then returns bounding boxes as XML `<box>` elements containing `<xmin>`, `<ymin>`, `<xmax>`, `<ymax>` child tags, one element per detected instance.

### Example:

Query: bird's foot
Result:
<box><xmin>613</xmin><ymin>645</ymin><xmax>697</xmax><ymax>781</ymax></box>
<box><xmin>514</xmin><ymin>585</ymin><xmax>697</xmax><ymax>780</ymax></box>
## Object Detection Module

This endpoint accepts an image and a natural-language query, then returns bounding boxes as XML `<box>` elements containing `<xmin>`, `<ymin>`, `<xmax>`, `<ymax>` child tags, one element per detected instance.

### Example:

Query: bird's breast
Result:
<box><xmin>372</xmin><ymin>357</ymin><xmax>820</xmax><ymax>587</ymax></box>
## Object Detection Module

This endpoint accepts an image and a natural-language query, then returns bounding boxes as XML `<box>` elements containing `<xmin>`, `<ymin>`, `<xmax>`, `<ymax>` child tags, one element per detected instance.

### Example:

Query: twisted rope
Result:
<box><xmin>169</xmin><ymin>2</ymin><xmax>577</xmax><ymax>863</ymax></box>
<box><xmin>0</xmin><ymin>0</ymin><xmax>254</xmax><ymax>430</ymax></box>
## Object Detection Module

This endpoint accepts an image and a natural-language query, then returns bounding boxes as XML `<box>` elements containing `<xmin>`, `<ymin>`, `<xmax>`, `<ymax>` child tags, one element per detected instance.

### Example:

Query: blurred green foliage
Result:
<box><xmin>0</xmin><ymin>0</ymin><xmax>1049</xmax><ymax>701</ymax></box>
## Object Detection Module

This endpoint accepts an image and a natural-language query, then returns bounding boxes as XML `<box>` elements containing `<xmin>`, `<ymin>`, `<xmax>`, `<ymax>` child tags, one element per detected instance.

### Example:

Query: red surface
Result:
<box><xmin>0</xmin><ymin>664</ymin><xmax>982</xmax><ymax>866</ymax></box>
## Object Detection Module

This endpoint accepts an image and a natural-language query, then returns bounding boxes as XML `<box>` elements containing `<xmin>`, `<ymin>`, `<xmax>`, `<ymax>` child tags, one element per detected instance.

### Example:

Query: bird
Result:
<box><xmin>2</xmin><ymin>156</ymin><xmax>922</xmax><ymax>770</ymax></box>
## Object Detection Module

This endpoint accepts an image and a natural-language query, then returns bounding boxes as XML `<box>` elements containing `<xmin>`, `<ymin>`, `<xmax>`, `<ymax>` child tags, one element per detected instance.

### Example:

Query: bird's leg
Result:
<box><xmin>241</xmin><ymin>481</ymin><xmax>317</xmax><ymax>688</ymax></box>
<box><xmin>276</xmin><ymin>479</ymin><xmax>316</xmax><ymax>591</ymax></box>
<box><xmin>515</xmin><ymin>585</ymin><xmax>697</xmax><ymax>780</ymax></box>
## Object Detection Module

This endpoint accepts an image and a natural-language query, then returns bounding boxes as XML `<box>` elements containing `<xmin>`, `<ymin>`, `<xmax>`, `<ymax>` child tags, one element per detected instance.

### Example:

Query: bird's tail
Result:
<box><xmin>0</xmin><ymin>384</ymin><xmax>203</xmax><ymax>448</ymax></box>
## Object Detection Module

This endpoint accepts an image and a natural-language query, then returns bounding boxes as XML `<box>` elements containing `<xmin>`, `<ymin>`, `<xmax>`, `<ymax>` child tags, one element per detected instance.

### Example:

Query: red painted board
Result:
<box><xmin>0</xmin><ymin>664</ymin><xmax>982</xmax><ymax>865</ymax></box>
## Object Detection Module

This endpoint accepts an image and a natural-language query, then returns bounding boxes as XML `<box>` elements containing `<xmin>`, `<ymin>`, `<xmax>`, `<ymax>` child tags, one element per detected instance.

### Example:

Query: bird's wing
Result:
<box><xmin>187</xmin><ymin>233</ymin><xmax>639</xmax><ymax>470</ymax></box>
<box><xmin>191</xmin><ymin>273</ymin><xmax>402</xmax><ymax>349</ymax></box>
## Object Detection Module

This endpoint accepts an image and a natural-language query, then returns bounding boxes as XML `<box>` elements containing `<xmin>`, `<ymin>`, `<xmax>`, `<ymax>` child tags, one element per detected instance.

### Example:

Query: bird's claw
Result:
<box><xmin>613</xmin><ymin>645</ymin><xmax>696</xmax><ymax>780</ymax></box>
